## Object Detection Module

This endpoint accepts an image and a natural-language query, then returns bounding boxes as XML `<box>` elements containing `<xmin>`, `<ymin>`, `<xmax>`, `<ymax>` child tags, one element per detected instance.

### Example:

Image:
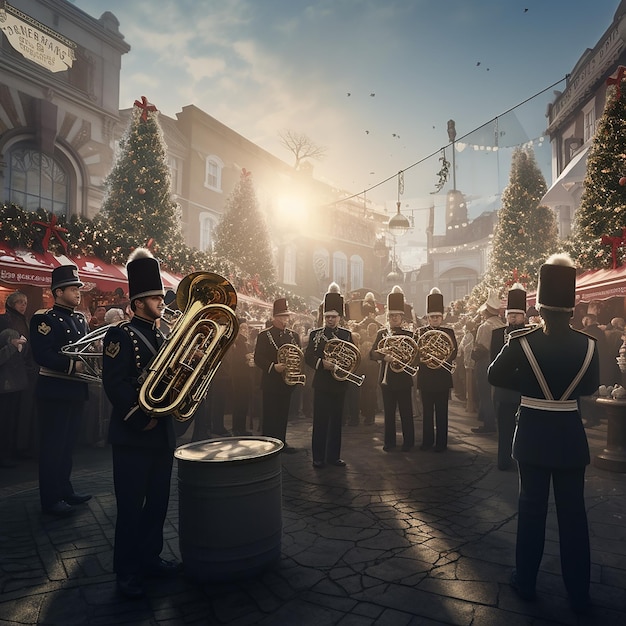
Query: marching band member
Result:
<box><xmin>490</xmin><ymin>283</ymin><xmax>528</xmax><ymax>470</ymax></box>
<box><xmin>415</xmin><ymin>288</ymin><xmax>458</xmax><ymax>452</ymax></box>
<box><xmin>30</xmin><ymin>265</ymin><xmax>91</xmax><ymax>517</ymax></box>
<box><xmin>102</xmin><ymin>248</ymin><xmax>180</xmax><ymax>599</ymax></box>
<box><xmin>370</xmin><ymin>289</ymin><xmax>415</xmax><ymax>452</ymax></box>
<box><xmin>254</xmin><ymin>298</ymin><xmax>302</xmax><ymax>452</ymax></box>
<box><xmin>305</xmin><ymin>289</ymin><xmax>354</xmax><ymax>468</ymax></box>
<box><xmin>488</xmin><ymin>254</ymin><xmax>599</xmax><ymax>613</ymax></box>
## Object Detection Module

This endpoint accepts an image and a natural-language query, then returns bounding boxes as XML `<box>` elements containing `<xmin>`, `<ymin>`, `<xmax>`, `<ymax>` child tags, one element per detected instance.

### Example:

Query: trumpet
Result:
<box><xmin>323</xmin><ymin>338</ymin><xmax>365</xmax><ymax>386</ymax></box>
<box><xmin>416</xmin><ymin>329</ymin><xmax>455</xmax><ymax>373</ymax></box>
<box><xmin>277</xmin><ymin>343</ymin><xmax>306</xmax><ymax>386</ymax></box>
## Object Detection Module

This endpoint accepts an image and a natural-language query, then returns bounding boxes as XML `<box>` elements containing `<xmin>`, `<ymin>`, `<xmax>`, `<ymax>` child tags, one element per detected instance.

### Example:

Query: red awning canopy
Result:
<box><xmin>526</xmin><ymin>266</ymin><xmax>626</xmax><ymax>306</ymax></box>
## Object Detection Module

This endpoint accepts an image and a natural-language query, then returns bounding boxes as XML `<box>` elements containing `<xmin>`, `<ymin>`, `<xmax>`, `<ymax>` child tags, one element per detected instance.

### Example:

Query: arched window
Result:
<box><xmin>333</xmin><ymin>251</ymin><xmax>348</xmax><ymax>292</ymax></box>
<box><xmin>350</xmin><ymin>255</ymin><xmax>364</xmax><ymax>290</ymax></box>
<box><xmin>283</xmin><ymin>244</ymin><xmax>297</xmax><ymax>285</ymax></box>
<box><xmin>199</xmin><ymin>212</ymin><xmax>217</xmax><ymax>251</ymax></box>
<box><xmin>5</xmin><ymin>147</ymin><xmax>70</xmax><ymax>216</ymax></box>
<box><xmin>204</xmin><ymin>155</ymin><xmax>224</xmax><ymax>192</ymax></box>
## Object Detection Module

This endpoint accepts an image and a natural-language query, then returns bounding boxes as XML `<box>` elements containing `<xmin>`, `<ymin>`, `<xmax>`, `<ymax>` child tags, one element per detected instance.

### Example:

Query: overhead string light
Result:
<box><xmin>329</xmin><ymin>75</ymin><xmax>567</xmax><ymax>206</ymax></box>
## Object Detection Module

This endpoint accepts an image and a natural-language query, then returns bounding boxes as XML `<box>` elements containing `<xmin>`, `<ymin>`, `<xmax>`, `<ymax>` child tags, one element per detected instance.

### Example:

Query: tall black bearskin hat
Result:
<box><xmin>323</xmin><ymin>292</ymin><xmax>344</xmax><ymax>316</ymax></box>
<box><xmin>505</xmin><ymin>283</ymin><xmax>527</xmax><ymax>316</ymax></box>
<box><xmin>51</xmin><ymin>265</ymin><xmax>83</xmax><ymax>291</ymax></box>
<box><xmin>537</xmin><ymin>253</ymin><xmax>576</xmax><ymax>312</ymax></box>
<box><xmin>387</xmin><ymin>285</ymin><xmax>405</xmax><ymax>315</ymax></box>
<box><xmin>427</xmin><ymin>287</ymin><xmax>444</xmax><ymax>315</ymax></box>
<box><xmin>126</xmin><ymin>248</ymin><xmax>164</xmax><ymax>301</ymax></box>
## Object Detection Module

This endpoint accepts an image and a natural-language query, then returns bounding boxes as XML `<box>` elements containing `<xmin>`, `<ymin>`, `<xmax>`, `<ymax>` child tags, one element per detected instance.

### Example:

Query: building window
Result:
<box><xmin>199</xmin><ymin>213</ymin><xmax>217</xmax><ymax>251</ymax></box>
<box><xmin>169</xmin><ymin>156</ymin><xmax>181</xmax><ymax>195</ymax></box>
<box><xmin>333</xmin><ymin>251</ymin><xmax>348</xmax><ymax>292</ymax></box>
<box><xmin>283</xmin><ymin>244</ymin><xmax>297</xmax><ymax>285</ymax></box>
<box><xmin>350</xmin><ymin>255</ymin><xmax>363</xmax><ymax>290</ymax></box>
<box><xmin>313</xmin><ymin>248</ymin><xmax>330</xmax><ymax>283</ymax></box>
<box><xmin>583</xmin><ymin>101</ymin><xmax>596</xmax><ymax>143</ymax></box>
<box><xmin>204</xmin><ymin>155</ymin><xmax>223</xmax><ymax>192</ymax></box>
<box><xmin>6</xmin><ymin>147</ymin><xmax>69</xmax><ymax>216</ymax></box>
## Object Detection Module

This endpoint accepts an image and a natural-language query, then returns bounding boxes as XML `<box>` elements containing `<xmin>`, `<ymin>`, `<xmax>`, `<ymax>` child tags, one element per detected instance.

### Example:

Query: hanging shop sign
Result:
<box><xmin>0</xmin><ymin>2</ymin><xmax>76</xmax><ymax>73</ymax></box>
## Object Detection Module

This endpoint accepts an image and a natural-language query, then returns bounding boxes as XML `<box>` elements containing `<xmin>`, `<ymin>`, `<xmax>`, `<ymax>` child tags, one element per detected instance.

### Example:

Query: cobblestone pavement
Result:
<box><xmin>0</xmin><ymin>399</ymin><xmax>624</xmax><ymax>625</ymax></box>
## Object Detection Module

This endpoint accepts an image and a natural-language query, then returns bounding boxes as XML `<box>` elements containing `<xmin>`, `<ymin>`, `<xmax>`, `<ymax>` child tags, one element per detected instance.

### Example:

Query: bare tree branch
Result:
<box><xmin>278</xmin><ymin>130</ymin><xmax>328</xmax><ymax>170</ymax></box>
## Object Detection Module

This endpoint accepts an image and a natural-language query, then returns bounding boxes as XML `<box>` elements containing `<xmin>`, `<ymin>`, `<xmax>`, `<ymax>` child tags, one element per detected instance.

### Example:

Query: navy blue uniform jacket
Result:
<box><xmin>488</xmin><ymin>326</ymin><xmax>599</xmax><ymax>468</ymax></box>
<box><xmin>30</xmin><ymin>304</ymin><xmax>89</xmax><ymax>400</ymax></box>
<box><xmin>102</xmin><ymin>317</ymin><xmax>175</xmax><ymax>450</ymax></box>
<box><xmin>304</xmin><ymin>326</ymin><xmax>354</xmax><ymax>392</ymax></box>
<box><xmin>414</xmin><ymin>325</ymin><xmax>457</xmax><ymax>392</ymax></box>
<box><xmin>254</xmin><ymin>326</ymin><xmax>301</xmax><ymax>394</ymax></box>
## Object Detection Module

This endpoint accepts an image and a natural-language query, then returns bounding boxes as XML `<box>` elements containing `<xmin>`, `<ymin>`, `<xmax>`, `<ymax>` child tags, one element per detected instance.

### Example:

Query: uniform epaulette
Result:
<box><xmin>507</xmin><ymin>325</ymin><xmax>540</xmax><ymax>341</ymax></box>
<box><xmin>33</xmin><ymin>308</ymin><xmax>50</xmax><ymax>315</ymax></box>
<box><xmin>573</xmin><ymin>327</ymin><xmax>598</xmax><ymax>341</ymax></box>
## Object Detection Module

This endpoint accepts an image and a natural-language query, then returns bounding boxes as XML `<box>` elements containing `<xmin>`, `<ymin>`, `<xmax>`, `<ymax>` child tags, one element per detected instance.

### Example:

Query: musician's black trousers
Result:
<box><xmin>420</xmin><ymin>389</ymin><xmax>448</xmax><ymax>449</ymax></box>
<box><xmin>111</xmin><ymin>444</ymin><xmax>173</xmax><ymax>576</ymax></box>
<box><xmin>37</xmin><ymin>398</ymin><xmax>83</xmax><ymax>509</ymax></box>
<box><xmin>312</xmin><ymin>388</ymin><xmax>346</xmax><ymax>463</ymax></box>
<box><xmin>381</xmin><ymin>386</ymin><xmax>414</xmax><ymax>449</ymax></box>
<box><xmin>262</xmin><ymin>390</ymin><xmax>293</xmax><ymax>444</ymax></box>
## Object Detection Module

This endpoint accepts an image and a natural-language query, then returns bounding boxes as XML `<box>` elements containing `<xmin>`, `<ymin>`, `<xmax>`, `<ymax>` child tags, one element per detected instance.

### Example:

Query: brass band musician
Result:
<box><xmin>415</xmin><ymin>288</ymin><xmax>457</xmax><ymax>452</ymax></box>
<box><xmin>370</xmin><ymin>289</ymin><xmax>415</xmax><ymax>452</ymax></box>
<box><xmin>253</xmin><ymin>298</ymin><xmax>301</xmax><ymax>452</ymax></box>
<box><xmin>305</xmin><ymin>290</ymin><xmax>354</xmax><ymax>468</ymax></box>
<box><xmin>30</xmin><ymin>265</ymin><xmax>92</xmax><ymax>517</ymax></box>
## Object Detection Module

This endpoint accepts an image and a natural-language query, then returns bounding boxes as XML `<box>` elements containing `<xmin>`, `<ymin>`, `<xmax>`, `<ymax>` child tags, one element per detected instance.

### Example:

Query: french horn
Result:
<box><xmin>323</xmin><ymin>338</ymin><xmax>365</xmax><ymax>386</ymax></box>
<box><xmin>276</xmin><ymin>343</ymin><xmax>306</xmax><ymax>386</ymax></box>
<box><xmin>60</xmin><ymin>325</ymin><xmax>110</xmax><ymax>383</ymax></box>
<box><xmin>416</xmin><ymin>329</ymin><xmax>455</xmax><ymax>373</ymax></box>
<box><xmin>139</xmin><ymin>271</ymin><xmax>239</xmax><ymax>422</ymax></box>
<box><xmin>375</xmin><ymin>334</ymin><xmax>419</xmax><ymax>376</ymax></box>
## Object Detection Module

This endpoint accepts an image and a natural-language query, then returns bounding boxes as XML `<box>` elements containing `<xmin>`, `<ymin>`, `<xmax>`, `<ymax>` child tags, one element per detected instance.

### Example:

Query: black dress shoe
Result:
<box><xmin>282</xmin><ymin>445</ymin><xmax>299</xmax><ymax>454</ymax></box>
<box><xmin>143</xmin><ymin>558</ymin><xmax>182</xmax><ymax>578</ymax></box>
<box><xmin>117</xmin><ymin>574</ymin><xmax>145</xmax><ymax>599</ymax></box>
<box><xmin>42</xmin><ymin>501</ymin><xmax>75</xmax><ymax>517</ymax></box>
<box><xmin>433</xmin><ymin>446</ymin><xmax>447</xmax><ymax>452</ymax></box>
<box><xmin>332</xmin><ymin>459</ymin><xmax>347</xmax><ymax>467</ymax></box>
<box><xmin>312</xmin><ymin>460</ymin><xmax>325</xmax><ymax>468</ymax></box>
<box><xmin>64</xmin><ymin>492</ymin><xmax>92</xmax><ymax>505</ymax></box>
<box><xmin>382</xmin><ymin>445</ymin><xmax>396</xmax><ymax>452</ymax></box>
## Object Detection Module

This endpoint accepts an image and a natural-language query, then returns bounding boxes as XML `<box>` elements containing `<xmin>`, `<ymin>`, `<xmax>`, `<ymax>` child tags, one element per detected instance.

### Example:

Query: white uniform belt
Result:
<box><xmin>520</xmin><ymin>396</ymin><xmax>578</xmax><ymax>411</ymax></box>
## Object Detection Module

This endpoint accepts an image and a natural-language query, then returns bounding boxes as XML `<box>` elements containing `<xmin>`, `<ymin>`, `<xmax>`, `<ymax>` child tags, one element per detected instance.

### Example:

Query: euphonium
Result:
<box><xmin>416</xmin><ymin>329</ymin><xmax>455</xmax><ymax>373</ymax></box>
<box><xmin>375</xmin><ymin>334</ymin><xmax>419</xmax><ymax>376</ymax></box>
<box><xmin>277</xmin><ymin>343</ymin><xmax>306</xmax><ymax>386</ymax></box>
<box><xmin>139</xmin><ymin>271</ymin><xmax>239</xmax><ymax>422</ymax></box>
<box><xmin>323</xmin><ymin>338</ymin><xmax>365</xmax><ymax>386</ymax></box>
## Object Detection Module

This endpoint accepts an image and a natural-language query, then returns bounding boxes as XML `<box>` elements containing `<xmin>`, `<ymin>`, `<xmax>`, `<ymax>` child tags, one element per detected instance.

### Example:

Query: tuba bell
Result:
<box><xmin>276</xmin><ymin>343</ymin><xmax>306</xmax><ymax>386</ymax></box>
<box><xmin>139</xmin><ymin>271</ymin><xmax>239</xmax><ymax>422</ymax></box>
<box><xmin>416</xmin><ymin>329</ymin><xmax>455</xmax><ymax>373</ymax></box>
<box><xmin>323</xmin><ymin>338</ymin><xmax>365</xmax><ymax>386</ymax></box>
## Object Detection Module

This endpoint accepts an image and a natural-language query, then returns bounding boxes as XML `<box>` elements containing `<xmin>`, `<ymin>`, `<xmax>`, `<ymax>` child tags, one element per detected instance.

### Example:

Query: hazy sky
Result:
<box><xmin>70</xmin><ymin>0</ymin><xmax>620</xmax><ymax>214</ymax></box>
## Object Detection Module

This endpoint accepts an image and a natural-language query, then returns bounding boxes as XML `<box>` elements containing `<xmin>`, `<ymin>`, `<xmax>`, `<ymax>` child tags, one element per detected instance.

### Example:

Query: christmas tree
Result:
<box><xmin>568</xmin><ymin>67</ymin><xmax>626</xmax><ymax>269</ymax></box>
<box><xmin>486</xmin><ymin>147</ymin><xmax>558</xmax><ymax>293</ymax></box>
<box><xmin>213</xmin><ymin>169</ymin><xmax>276</xmax><ymax>286</ymax></box>
<box><xmin>100</xmin><ymin>96</ymin><xmax>185</xmax><ymax>262</ymax></box>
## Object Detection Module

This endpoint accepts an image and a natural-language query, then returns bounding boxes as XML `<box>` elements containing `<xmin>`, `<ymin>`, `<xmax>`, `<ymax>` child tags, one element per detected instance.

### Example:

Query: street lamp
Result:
<box><xmin>388</xmin><ymin>201</ymin><xmax>411</xmax><ymax>237</ymax></box>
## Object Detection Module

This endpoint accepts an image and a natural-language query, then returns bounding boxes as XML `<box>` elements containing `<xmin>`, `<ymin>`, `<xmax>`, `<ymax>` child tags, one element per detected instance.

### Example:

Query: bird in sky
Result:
<box><xmin>370</xmin><ymin>93</ymin><xmax>375</xmax><ymax>97</ymax></box>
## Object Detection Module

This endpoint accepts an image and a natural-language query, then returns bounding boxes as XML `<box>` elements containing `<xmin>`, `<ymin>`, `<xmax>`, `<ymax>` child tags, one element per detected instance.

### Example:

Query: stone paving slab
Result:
<box><xmin>0</xmin><ymin>399</ymin><xmax>624</xmax><ymax>625</ymax></box>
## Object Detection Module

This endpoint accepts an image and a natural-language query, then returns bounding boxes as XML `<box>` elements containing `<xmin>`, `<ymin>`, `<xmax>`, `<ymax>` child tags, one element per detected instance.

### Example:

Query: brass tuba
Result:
<box><xmin>416</xmin><ymin>329</ymin><xmax>455</xmax><ymax>373</ymax></box>
<box><xmin>139</xmin><ymin>271</ymin><xmax>239</xmax><ymax>422</ymax></box>
<box><xmin>323</xmin><ymin>338</ymin><xmax>365</xmax><ymax>386</ymax></box>
<box><xmin>276</xmin><ymin>343</ymin><xmax>306</xmax><ymax>386</ymax></box>
<box><xmin>376</xmin><ymin>334</ymin><xmax>419</xmax><ymax>376</ymax></box>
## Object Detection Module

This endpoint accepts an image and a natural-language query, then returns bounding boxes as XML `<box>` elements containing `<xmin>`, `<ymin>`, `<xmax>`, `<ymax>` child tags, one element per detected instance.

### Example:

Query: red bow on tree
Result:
<box><xmin>600</xmin><ymin>227</ymin><xmax>626</xmax><ymax>268</ymax></box>
<box><xmin>504</xmin><ymin>268</ymin><xmax>529</xmax><ymax>289</ymax></box>
<box><xmin>32</xmin><ymin>213</ymin><xmax>69</xmax><ymax>255</ymax></box>
<box><xmin>606</xmin><ymin>66</ymin><xmax>626</xmax><ymax>100</ymax></box>
<box><xmin>133</xmin><ymin>96</ymin><xmax>157</xmax><ymax>121</ymax></box>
